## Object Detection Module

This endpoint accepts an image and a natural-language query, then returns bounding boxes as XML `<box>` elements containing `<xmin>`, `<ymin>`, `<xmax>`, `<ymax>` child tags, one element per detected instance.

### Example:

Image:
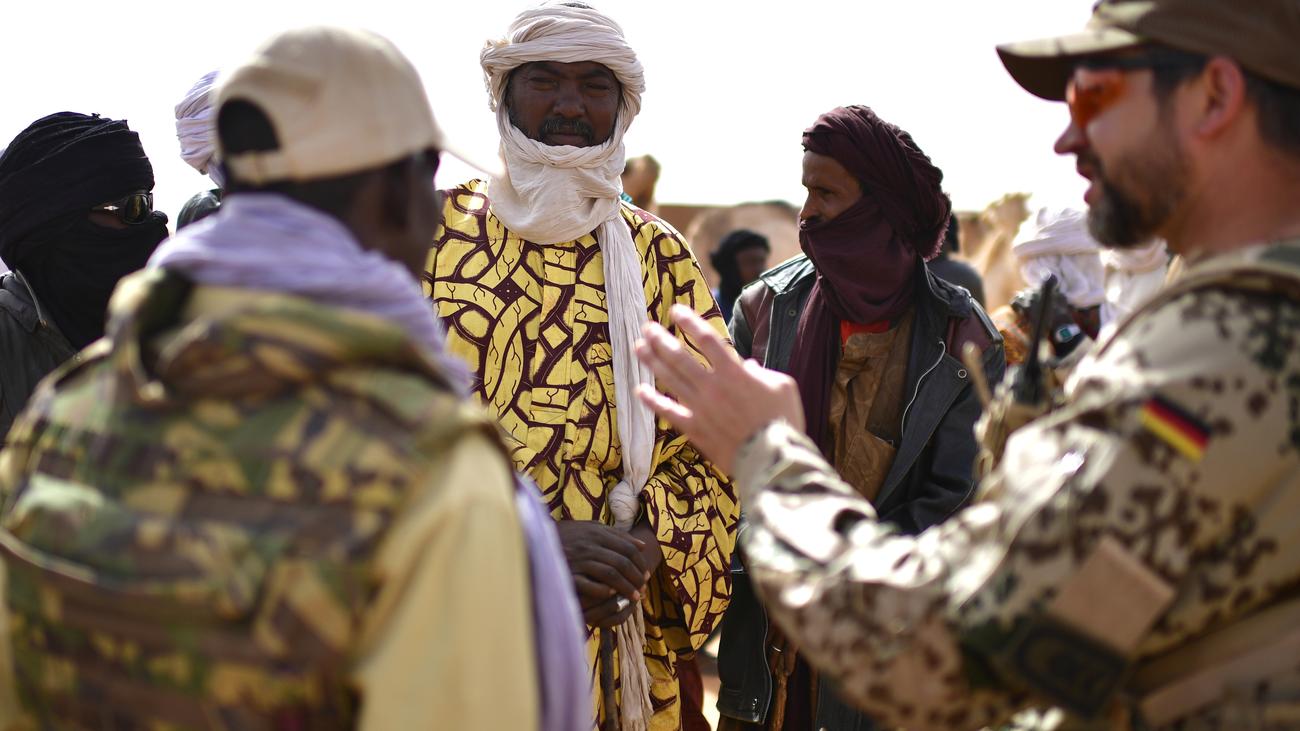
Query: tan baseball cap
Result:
<box><xmin>998</xmin><ymin>0</ymin><xmax>1300</xmax><ymax>101</ymax></box>
<box><xmin>216</xmin><ymin>26</ymin><xmax>457</xmax><ymax>184</ymax></box>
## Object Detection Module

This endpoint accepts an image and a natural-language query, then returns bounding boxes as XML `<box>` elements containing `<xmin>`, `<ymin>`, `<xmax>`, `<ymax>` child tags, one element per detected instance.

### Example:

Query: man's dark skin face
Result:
<box><xmin>87</xmin><ymin>209</ymin><xmax>131</xmax><ymax>230</ymax></box>
<box><xmin>397</xmin><ymin>150</ymin><xmax>443</xmax><ymax>276</ymax></box>
<box><xmin>345</xmin><ymin>149</ymin><xmax>441</xmax><ymax>277</ymax></box>
<box><xmin>506</xmin><ymin>61</ymin><xmax>621</xmax><ymax>147</ymax></box>
<box><xmin>800</xmin><ymin>150</ymin><xmax>864</xmax><ymax>225</ymax></box>
<box><xmin>735</xmin><ymin>246</ymin><xmax>770</xmax><ymax>286</ymax></box>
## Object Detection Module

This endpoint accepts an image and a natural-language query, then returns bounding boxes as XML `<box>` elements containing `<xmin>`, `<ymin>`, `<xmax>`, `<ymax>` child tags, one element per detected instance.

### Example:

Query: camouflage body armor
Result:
<box><xmin>0</xmin><ymin>270</ymin><xmax>494</xmax><ymax>729</ymax></box>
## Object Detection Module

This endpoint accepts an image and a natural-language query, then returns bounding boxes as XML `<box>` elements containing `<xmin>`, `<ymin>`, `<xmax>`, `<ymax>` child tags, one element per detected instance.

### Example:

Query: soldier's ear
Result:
<box><xmin>1189</xmin><ymin>56</ymin><xmax>1249</xmax><ymax>141</ymax></box>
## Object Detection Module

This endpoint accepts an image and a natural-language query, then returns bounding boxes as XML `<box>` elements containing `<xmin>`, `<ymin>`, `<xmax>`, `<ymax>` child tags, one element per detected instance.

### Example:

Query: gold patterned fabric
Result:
<box><xmin>425</xmin><ymin>179</ymin><xmax>738</xmax><ymax>729</ymax></box>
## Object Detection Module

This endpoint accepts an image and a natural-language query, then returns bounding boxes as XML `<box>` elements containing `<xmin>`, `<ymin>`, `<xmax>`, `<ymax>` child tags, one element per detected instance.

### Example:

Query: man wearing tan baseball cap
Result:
<box><xmin>619</xmin><ymin>2</ymin><xmax>1300</xmax><ymax>730</ymax></box>
<box><xmin>0</xmin><ymin>25</ymin><xmax>589</xmax><ymax>731</ymax></box>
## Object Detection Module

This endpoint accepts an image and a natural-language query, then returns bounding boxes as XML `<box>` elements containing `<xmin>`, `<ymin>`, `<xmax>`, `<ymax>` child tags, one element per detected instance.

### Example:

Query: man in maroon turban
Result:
<box><xmin>713</xmin><ymin>106</ymin><xmax>1005</xmax><ymax>731</ymax></box>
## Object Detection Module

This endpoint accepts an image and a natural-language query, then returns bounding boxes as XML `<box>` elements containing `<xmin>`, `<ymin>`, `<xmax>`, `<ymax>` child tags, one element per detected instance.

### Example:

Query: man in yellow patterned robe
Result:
<box><xmin>424</xmin><ymin>4</ymin><xmax>737</xmax><ymax>730</ymax></box>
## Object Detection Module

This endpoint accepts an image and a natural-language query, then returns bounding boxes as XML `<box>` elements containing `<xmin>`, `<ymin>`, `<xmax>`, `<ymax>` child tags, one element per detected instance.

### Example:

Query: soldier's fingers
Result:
<box><xmin>636</xmin><ymin>384</ymin><xmax>696</xmax><ymax>432</ymax></box>
<box><xmin>743</xmin><ymin>360</ymin><xmax>805</xmax><ymax>428</ymax></box>
<box><xmin>670</xmin><ymin>304</ymin><xmax>743</xmax><ymax>375</ymax></box>
<box><xmin>637</xmin><ymin>325</ymin><xmax>708</xmax><ymax>402</ymax></box>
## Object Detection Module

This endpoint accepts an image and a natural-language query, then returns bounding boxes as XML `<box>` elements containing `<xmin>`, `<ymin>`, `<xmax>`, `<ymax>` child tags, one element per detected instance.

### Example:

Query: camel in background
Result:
<box><xmin>955</xmin><ymin>192</ymin><xmax>1031</xmax><ymax>311</ymax></box>
<box><xmin>622</xmin><ymin>154</ymin><xmax>661</xmax><ymax>214</ymax></box>
<box><xmin>622</xmin><ymin>154</ymin><xmax>800</xmax><ymax>288</ymax></box>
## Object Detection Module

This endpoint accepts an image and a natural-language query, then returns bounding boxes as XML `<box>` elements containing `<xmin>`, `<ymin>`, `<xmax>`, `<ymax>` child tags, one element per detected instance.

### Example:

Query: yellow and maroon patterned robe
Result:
<box><xmin>425</xmin><ymin>179</ymin><xmax>738</xmax><ymax>729</ymax></box>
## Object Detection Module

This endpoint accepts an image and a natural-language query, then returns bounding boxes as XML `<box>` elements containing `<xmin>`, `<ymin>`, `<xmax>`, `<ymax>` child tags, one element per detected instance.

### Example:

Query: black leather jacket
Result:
<box><xmin>716</xmin><ymin>256</ymin><xmax>1005</xmax><ymax>727</ymax></box>
<box><xmin>0</xmin><ymin>272</ymin><xmax>76</xmax><ymax>443</ymax></box>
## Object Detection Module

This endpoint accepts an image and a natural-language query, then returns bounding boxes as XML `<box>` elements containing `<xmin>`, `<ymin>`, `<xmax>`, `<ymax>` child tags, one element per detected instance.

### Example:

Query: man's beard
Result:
<box><xmin>1086</xmin><ymin>124</ymin><xmax>1189</xmax><ymax>249</ymax></box>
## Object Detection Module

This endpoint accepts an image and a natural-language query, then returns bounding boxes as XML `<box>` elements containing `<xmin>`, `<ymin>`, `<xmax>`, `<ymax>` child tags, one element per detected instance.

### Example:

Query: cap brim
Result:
<box><xmin>436</xmin><ymin>133</ymin><xmax>504</xmax><ymax>180</ymax></box>
<box><xmin>997</xmin><ymin>27</ymin><xmax>1144</xmax><ymax>101</ymax></box>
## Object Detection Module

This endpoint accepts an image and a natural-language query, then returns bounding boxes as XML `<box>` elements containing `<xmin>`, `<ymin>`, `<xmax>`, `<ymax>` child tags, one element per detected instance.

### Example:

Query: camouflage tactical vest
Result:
<box><xmin>0</xmin><ymin>270</ymin><xmax>499</xmax><ymax>729</ymax></box>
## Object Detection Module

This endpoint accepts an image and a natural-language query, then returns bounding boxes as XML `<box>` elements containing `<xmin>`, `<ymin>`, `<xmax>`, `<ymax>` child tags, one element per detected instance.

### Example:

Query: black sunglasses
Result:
<box><xmin>92</xmin><ymin>191</ymin><xmax>154</xmax><ymax>225</ymax></box>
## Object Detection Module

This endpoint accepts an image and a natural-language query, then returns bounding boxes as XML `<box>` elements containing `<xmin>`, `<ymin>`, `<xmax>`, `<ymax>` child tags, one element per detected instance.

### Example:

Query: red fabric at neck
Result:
<box><xmin>841</xmin><ymin>319</ymin><xmax>890</xmax><ymax>343</ymax></box>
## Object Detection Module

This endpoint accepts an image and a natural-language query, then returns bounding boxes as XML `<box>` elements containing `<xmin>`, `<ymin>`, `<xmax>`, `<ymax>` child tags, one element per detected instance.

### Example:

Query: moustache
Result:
<box><xmin>1077</xmin><ymin>150</ymin><xmax>1103</xmax><ymax>175</ymax></box>
<box><xmin>539</xmin><ymin>117</ymin><xmax>595</xmax><ymax>143</ymax></box>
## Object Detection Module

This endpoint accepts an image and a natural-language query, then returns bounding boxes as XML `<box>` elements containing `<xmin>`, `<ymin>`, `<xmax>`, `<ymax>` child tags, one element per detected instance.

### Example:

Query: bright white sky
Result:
<box><xmin>1</xmin><ymin>0</ymin><xmax>1095</xmax><ymax>224</ymax></box>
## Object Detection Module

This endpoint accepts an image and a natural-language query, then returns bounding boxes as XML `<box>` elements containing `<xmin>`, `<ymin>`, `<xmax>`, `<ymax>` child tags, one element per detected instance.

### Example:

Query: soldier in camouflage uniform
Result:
<box><xmin>633</xmin><ymin>0</ymin><xmax>1300</xmax><ymax>729</ymax></box>
<box><xmin>0</xmin><ymin>26</ymin><xmax>589</xmax><ymax>731</ymax></box>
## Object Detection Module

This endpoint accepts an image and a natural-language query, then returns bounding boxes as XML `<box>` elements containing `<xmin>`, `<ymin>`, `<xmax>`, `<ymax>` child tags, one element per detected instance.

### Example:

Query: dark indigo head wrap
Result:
<box><xmin>0</xmin><ymin>113</ymin><xmax>166</xmax><ymax>347</ymax></box>
<box><xmin>789</xmin><ymin>105</ymin><xmax>952</xmax><ymax>452</ymax></box>
<box><xmin>0</xmin><ymin>112</ymin><xmax>155</xmax><ymax>264</ymax></box>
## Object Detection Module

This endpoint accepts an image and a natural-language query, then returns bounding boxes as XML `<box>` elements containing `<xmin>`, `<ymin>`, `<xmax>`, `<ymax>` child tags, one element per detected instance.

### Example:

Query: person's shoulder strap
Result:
<box><xmin>1171</xmin><ymin>240</ymin><xmax>1300</xmax><ymax>293</ymax></box>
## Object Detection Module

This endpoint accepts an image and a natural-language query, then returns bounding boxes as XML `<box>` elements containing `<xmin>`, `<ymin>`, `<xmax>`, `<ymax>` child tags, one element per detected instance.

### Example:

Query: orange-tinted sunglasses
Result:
<box><xmin>1065</xmin><ymin>52</ymin><xmax>1204</xmax><ymax>130</ymax></box>
<box><xmin>1066</xmin><ymin>68</ymin><xmax>1128</xmax><ymax>130</ymax></box>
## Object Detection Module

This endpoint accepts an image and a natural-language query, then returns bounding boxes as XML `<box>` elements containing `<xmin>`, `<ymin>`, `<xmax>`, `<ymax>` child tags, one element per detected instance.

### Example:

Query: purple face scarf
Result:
<box><xmin>787</xmin><ymin>105</ymin><xmax>952</xmax><ymax>452</ymax></box>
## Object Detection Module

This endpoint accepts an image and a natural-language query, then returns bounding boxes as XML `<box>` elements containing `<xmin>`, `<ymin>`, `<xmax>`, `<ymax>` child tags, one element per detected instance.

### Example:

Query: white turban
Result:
<box><xmin>479</xmin><ymin>3</ymin><xmax>644</xmax><ymax>242</ymax></box>
<box><xmin>482</xmin><ymin>5</ymin><xmax>656</xmax><ymax>729</ymax></box>
<box><xmin>1100</xmin><ymin>238</ymin><xmax>1169</xmax><ymax>328</ymax></box>
<box><xmin>175</xmin><ymin>70</ymin><xmax>223</xmax><ymax>187</ymax></box>
<box><xmin>1012</xmin><ymin>207</ymin><xmax>1105</xmax><ymax>308</ymax></box>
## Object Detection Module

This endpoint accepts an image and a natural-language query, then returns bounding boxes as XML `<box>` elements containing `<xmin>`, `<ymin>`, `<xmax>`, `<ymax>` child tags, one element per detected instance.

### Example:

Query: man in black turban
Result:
<box><xmin>710</xmin><ymin>229</ymin><xmax>771</xmax><ymax>323</ymax></box>
<box><xmin>0</xmin><ymin>112</ymin><xmax>168</xmax><ymax>440</ymax></box>
<box><xmin>714</xmin><ymin>106</ymin><xmax>1005</xmax><ymax>731</ymax></box>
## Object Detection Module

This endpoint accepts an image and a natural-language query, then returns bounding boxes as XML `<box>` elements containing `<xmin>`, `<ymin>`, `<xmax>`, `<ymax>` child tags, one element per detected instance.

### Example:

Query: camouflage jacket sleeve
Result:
<box><xmin>0</xmin><ymin>443</ymin><xmax>27</xmax><ymax>729</ymax></box>
<box><xmin>0</xmin><ymin>566</ymin><xmax>14</xmax><ymax>731</ymax></box>
<box><xmin>351</xmin><ymin>431</ymin><xmax>539</xmax><ymax>731</ymax></box>
<box><xmin>735</xmin><ymin>283</ymin><xmax>1300</xmax><ymax>730</ymax></box>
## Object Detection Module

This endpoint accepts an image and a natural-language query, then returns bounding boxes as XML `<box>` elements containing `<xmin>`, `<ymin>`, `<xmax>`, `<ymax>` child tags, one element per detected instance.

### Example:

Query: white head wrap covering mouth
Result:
<box><xmin>175</xmin><ymin>70</ymin><xmax>224</xmax><ymax>188</ymax></box>
<box><xmin>481</xmin><ymin>5</ymin><xmax>656</xmax><ymax>729</ymax></box>
<box><xmin>1013</xmin><ymin>207</ymin><xmax>1105</xmax><ymax>308</ymax></box>
<box><xmin>480</xmin><ymin>3</ymin><xmax>645</xmax><ymax>243</ymax></box>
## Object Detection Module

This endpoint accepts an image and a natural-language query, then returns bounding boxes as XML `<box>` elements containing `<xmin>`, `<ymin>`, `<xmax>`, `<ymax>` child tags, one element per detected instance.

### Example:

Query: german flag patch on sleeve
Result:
<box><xmin>1139</xmin><ymin>395</ymin><xmax>1210</xmax><ymax>462</ymax></box>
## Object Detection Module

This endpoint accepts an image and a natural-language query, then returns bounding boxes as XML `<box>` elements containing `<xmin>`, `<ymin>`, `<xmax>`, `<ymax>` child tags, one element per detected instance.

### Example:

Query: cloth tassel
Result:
<box><xmin>616</xmin><ymin>610</ymin><xmax>654</xmax><ymax>731</ymax></box>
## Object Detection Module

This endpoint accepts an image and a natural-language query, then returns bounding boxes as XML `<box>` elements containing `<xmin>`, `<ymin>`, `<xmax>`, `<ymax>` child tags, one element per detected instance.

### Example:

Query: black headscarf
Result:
<box><xmin>710</xmin><ymin>229</ymin><xmax>769</xmax><ymax>321</ymax></box>
<box><xmin>0</xmin><ymin>113</ymin><xmax>167</xmax><ymax>348</ymax></box>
